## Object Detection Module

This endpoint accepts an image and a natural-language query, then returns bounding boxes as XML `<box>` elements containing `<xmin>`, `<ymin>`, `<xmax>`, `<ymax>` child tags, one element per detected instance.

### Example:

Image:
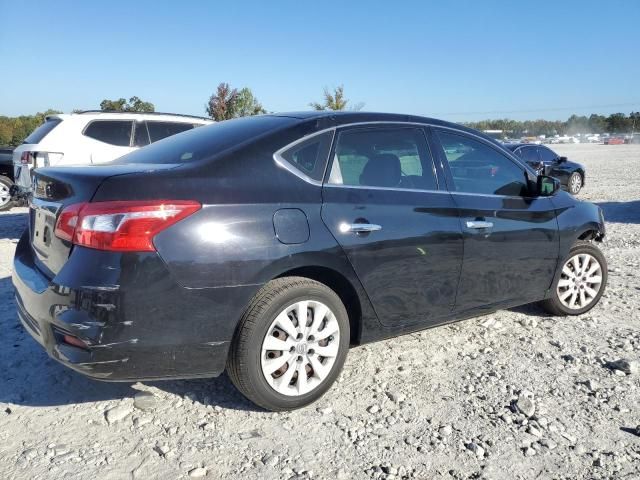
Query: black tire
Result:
<box><xmin>540</xmin><ymin>241</ymin><xmax>607</xmax><ymax>316</ymax></box>
<box><xmin>0</xmin><ymin>175</ymin><xmax>14</xmax><ymax>212</ymax></box>
<box><xmin>227</xmin><ymin>276</ymin><xmax>350</xmax><ymax>411</ymax></box>
<box><xmin>568</xmin><ymin>172</ymin><xmax>582</xmax><ymax>195</ymax></box>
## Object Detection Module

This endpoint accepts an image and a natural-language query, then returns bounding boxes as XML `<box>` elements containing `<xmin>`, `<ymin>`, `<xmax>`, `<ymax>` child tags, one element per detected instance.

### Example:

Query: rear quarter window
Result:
<box><xmin>23</xmin><ymin>118</ymin><xmax>62</xmax><ymax>144</ymax></box>
<box><xmin>277</xmin><ymin>131</ymin><xmax>333</xmax><ymax>181</ymax></box>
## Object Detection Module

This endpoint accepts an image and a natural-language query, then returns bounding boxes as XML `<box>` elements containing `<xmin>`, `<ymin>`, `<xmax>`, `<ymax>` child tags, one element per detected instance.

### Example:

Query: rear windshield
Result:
<box><xmin>23</xmin><ymin>118</ymin><xmax>62</xmax><ymax>144</ymax></box>
<box><xmin>111</xmin><ymin>115</ymin><xmax>296</xmax><ymax>165</ymax></box>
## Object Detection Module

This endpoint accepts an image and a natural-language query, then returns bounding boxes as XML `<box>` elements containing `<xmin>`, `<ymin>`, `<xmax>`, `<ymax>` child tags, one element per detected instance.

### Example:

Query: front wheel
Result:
<box><xmin>540</xmin><ymin>241</ymin><xmax>607</xmax><ymax>316</ymax></box>
<box><xmin>0</xmin><ymin>176</ymin><xmax>14</xmax><ymax>212</ymax></box>
<box><xmin>227</xmin><ymin>277</ymin><xmax>350</xmax><ymax>411</ymax></box>
<box><xmin>568</xmin><ymin>172</ymin><xmax>582</xmax><ymax>195</ymax></box>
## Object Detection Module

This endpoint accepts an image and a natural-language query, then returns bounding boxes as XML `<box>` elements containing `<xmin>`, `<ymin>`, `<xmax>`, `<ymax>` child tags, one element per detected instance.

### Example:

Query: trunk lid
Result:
<box><xmin>29</xmin><ymin>163</ymin><xmax>180</xmax><ymax>277</ymax></box>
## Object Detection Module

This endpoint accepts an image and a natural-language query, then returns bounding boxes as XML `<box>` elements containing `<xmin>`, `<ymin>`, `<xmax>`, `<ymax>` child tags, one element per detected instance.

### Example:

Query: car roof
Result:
<box><xmin>46</xmin><ymin>111</ymin><xmax>212</xmax><ymax>123</ymax></box>
<box><xmin>269</xmin><ymin>111</ymin><xmax>496</xmax><ymax>141</ymax></box>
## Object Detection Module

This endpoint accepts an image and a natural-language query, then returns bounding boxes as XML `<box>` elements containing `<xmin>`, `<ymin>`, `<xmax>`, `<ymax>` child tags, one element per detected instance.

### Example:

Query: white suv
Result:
<box><xmin>12</xmin><ymin>111</ymin><xmax>212</xmax><ymax>196</ymax></box>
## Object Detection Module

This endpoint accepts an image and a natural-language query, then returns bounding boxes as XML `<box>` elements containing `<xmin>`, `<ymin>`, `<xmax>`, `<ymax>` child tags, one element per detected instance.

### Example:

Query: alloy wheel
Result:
<box><xmin>557</xmin><ymin>253</ymin><xmax>603</xmax><ymax>310</ymax></box>
<box><xmin>0</xmin><ymin>182</ymin><xmax>11</xmax><ymax>208</ymax></box>
<box><xmin>261</xmin><ymin>300</ymin><xmax>340</xmax><ymax>396</ymax></box>
<box><xmin>570</xmin><ymin>173</ymin><xmax>582</xmax><ymax>194</ymax></box>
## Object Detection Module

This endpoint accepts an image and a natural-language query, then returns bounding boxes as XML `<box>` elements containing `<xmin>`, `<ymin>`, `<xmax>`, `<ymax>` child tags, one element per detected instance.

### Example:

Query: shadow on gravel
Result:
<box><xmin>0</xmin><ymin>274</ymin><xmax>258</xmax><ymax>412</ymax></box>
<box><xmin>0</xmin><ymin>211</ymin><xmax>28</xmax><ymax>240</ymax></box>
<box><xmin>596</xmin><ymin>200</ymin><xmax>640</xmax><ymax>225</ymax></box>
<box><xmin>508</xmin><ymin>302</ymin><xmax>552</xmax><ymax>317</ymax></box>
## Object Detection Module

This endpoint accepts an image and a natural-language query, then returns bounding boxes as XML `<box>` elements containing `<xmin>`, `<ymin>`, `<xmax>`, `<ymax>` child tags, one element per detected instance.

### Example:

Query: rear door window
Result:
<box><xmin>83</xmin><ymin>120</ymin><xmax>133</xmax><ymax>146</ymax></box>
<box><xmin>147</xmin><ymin>122</ymin><xmax>194</xmax><ymax>142</ymax></box>
<box><xmin>327</xmin><ymin>127</ymin><xmax>438</xmax><ymax>190</ymax></box>
<box><xmin>23</xmin><ymin>118</ymin><xmax>62</xmax><ymax>144</ymax></box>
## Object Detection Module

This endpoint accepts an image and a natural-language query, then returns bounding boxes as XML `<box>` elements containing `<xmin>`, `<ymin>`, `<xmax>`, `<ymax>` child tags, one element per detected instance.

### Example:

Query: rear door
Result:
<box><xmin>321</xmin><ymin>125</ymin><xmax>463</xmax><ymax>327</ymax></box>
<box><xmin>432</xmin><ymin>129</ymin><xmax>559</xmax><ymax>312</ymax></box>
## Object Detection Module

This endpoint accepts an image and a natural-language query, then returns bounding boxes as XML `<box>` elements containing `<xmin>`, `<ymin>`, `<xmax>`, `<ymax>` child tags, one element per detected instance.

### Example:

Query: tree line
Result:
<box><xmin>464</xmin><ymin>113</ymin><xmax>640</xmax><ymax>137</ymax></box>
<box><xmin>0</xmin><ymin>85</ymin><xmax>637</xmax><ymax>146</ymax></box>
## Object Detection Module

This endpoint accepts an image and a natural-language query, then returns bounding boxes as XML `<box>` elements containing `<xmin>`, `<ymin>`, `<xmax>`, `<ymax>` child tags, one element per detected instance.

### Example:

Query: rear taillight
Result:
<box><xmin>20</xmin><ymin>151</ymin><xmax>62</xmax><ymax>167</ymax></box>
<box><xmin>21</xmin><ymin>151</ymin><xmax>33</xmax><ymax>165</ymax></box>
<box><xmin>54</xmin><ymin>200</ymin><xmax>201</xmax><ymax>252</ymax></box>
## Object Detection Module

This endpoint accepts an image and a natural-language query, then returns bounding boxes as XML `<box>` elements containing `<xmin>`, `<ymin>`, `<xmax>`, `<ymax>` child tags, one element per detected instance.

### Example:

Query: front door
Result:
<box><xmin>432</xmin><ymin>128</ymin><xmax>560</xmax><ymax>312</ymax></box>
<box><xmin>321</xmin><ymin>125</ymin><xmax>463</xmax><ymax>327</ymax></box>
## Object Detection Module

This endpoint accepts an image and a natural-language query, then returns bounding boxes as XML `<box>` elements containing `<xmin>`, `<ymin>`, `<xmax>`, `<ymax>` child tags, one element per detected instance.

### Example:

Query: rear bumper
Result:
<box><xmin>12</xmin><ymin>230</ymin><xmax>260</xmax><ymax>381</ymax></box>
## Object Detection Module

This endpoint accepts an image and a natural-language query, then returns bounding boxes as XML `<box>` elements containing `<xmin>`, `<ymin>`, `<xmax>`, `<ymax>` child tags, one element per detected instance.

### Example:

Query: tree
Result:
<box><xmin>205</xmin><ymin>83</ymin><xmax>265</xmax><ymax>120</ymax></box>
<box><xmin>310</xmin><ymin>85</ymin><xmax>363</xmax><ymax>111</ymax></box>
<box><xmin>99</xmin><ymin>96</ymin><xmax>155</xmax><ymax>112</ymax></box>
<box><xmin>234</xmin><ymin>88</ymin><xmax>266</xmax><ymax>117</ymax></box>
<box><xmin>206</xmin><ymin>83</ymin><xmax>239</xmax><ymax>121</ymax></box>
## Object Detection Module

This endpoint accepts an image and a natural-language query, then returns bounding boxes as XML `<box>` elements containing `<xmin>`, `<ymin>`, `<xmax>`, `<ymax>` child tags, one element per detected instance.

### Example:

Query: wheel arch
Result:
<box><xmin>275</xmin><ymin>265</ymin><xmax>364</xmax><ymax>345</ymax></box>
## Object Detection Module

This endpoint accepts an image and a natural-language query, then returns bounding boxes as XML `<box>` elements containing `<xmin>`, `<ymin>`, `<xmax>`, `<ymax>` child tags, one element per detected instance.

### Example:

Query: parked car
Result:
<box><xmin>12</xmin><ymin>111</ymin><xmax>212</xmax><ymax>200</ymax></box>
<box><xmin>505</xmin><ymin>143</ymin><xmax>586</xmax><ymax>195</ymax></box>
<box><xmin>0</xmin><ymin>146</ymin><xmax>15</xmax><ymax>211</ymax></box>
<box><xmin>13</xmin><ymin>112</ymin><xmax>607</xmax><ymax>411</ymax></box>
<box><xmin>604</xmin><ymin>136</ymin><xmax>625</xmax><ymax>145</ymax></box>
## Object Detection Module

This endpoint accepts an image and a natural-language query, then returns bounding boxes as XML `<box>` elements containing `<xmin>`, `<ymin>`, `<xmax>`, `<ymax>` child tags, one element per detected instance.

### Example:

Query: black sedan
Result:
<box><xmin>13</xmin><ymin>112</ymin><xmax>607</xmax><ymax>411</ymax></box>
<box><xmin>505</xmin><ymin>143</ymin><xmax>586</xmax><ymax>195</ymax></box>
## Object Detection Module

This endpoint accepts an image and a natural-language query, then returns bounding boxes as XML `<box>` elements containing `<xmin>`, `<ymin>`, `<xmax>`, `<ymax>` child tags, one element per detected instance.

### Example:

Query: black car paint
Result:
<box><xmin>505</xmin><ymin>143</ymin><xmax>585</xmax><ymax>189</ymax></box>
<box><xmin>13</xmin><ymin>112</ymin><xmax>605</xmax><ymax>381</ymax></box>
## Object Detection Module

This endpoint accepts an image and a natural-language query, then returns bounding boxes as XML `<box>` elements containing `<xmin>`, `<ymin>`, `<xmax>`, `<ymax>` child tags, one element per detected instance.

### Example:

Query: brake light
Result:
<box><xmin>21</xmin><ymin>151</ymin><xmax>33</xmax><ymax>165</ymax></box>
<box><xmin>54</xmin><ymin>200</ymin><xmax>201</xmax><ymax>252</ymax></box>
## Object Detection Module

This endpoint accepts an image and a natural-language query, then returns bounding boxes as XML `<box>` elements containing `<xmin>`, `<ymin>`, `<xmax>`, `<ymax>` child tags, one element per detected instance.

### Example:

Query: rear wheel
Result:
<box><xmin>0</xmin><ymin>176</ymin><xmax>14</xmax><ymax>211</ymax></box>
<box><xmin>227</xmin><ymin>277</ymin><xmax>350</xmax><ymax>411</ymax></box>
<box><xmin>568</xmin><ymin>172</ymin><xmax>582</xmax><ymax>195</ymax></box>
<box><xmin>540</xmin><ymin>241</ymin><xmax>607</xmax><ymax>316</ymax></box>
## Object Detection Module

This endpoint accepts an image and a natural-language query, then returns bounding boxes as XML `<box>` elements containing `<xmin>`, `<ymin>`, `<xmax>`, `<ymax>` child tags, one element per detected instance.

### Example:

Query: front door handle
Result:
<box><xmin>466</xmin><ymin>220</ymin><xmax>494</xmax><ymax>229</ymax></box>
<box><xmin>339</xmin><ymin>222</ymin><xmax>382</xmax><ymax>233</ymax></box>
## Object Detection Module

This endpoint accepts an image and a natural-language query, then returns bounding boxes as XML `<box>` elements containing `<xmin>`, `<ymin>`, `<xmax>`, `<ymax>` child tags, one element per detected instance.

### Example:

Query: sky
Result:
<box><xmin>1</xmin><ymin>0</ymin><xmax>639</xmax><ymax>122</ymax></box>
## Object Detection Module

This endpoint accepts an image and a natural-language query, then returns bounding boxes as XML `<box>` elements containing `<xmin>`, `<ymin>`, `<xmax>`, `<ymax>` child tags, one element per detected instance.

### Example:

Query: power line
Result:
<box><xmin>435</xmin><ymin>102</ymin><xmax>639</xmax><ymax>116</ymax></box>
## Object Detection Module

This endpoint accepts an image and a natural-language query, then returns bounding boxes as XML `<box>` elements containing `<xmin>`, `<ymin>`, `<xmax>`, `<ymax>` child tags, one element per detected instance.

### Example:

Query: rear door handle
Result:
<box><xmin>339</xmin><ymin>222</ymin><xmax>382</xmax><ymax>233</ymax></box>
<box><xmin>466</xmin><ymin>220</ymin><xmax>494</xmax><ymax>229</ymax></box>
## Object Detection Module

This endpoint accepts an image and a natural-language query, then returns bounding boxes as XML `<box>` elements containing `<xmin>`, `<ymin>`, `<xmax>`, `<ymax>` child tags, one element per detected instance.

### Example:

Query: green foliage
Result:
<box><xmin>465</xmin><ymin>112</ymin><xmax>640</xmax><ymax>137</ymax></box>
<box><xmin>99</xmin><ymin>96</ymin><xmax>155</xmax><ymax>112</ymax></box>
<box><xmin>0</xmin><ymin>109</ymin><xmax>62</xmax><ymax>147</ymax></box>
<box><xmin>310</xmin><ymin>85</ymin><xmax>363</xmax><ymax>111</ymax></box>
<box><xmin>234</xmin><ymin>88</ymin><xmax>266</xmax><ymax>117</ymax></box>
<box><xmin>205</xmin><ymin>83</ymin><xmax>265</xmax><ymax>121</ymax></box>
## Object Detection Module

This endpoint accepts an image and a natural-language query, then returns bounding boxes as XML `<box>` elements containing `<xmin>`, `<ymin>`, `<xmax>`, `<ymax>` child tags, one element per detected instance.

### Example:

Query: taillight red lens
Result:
<box><xmin>54</xmin><ymin>202</ymin><xmax>84</xmax><ymax>241</ymax></box>
<box><xmin>21</xmin><ymin>151</ymin><xmax>32</xmax><ymax>165</ymax></box>
<box><xmin>54</xmin><ymin>200</ymin><xmax>201</xmax><ymax>252</ymax></box>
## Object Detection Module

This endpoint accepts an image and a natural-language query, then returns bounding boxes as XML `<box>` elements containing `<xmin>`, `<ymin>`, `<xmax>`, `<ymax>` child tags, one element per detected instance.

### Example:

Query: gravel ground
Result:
<box><xmin>1</xmin><ymin>144</ymin><xmax>639</xmax><ymax>480</ymax></box>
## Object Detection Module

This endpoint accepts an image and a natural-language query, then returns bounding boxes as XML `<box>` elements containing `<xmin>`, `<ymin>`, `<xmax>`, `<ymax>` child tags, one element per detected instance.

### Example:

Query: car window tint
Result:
<box><xmin>133</xmin><ymin>122</ymin><xmax>150</xmax><ymax>147</ymax></box>
<box><xmin>538</xmin><ymin>146</ymin><xmax>558</xmax><ymax>162</ymax></box>
<box><xmin>517</xmin><ymin>146</ymin><xmax>540</xmax><ymax>164</ymax></box>
<box><xmin>437</xmin><ymin>131</ymin><xmax>528</xmax><ymax>196</ymax></box>
<box><xmin>328</xmin><ymin>127</ymin><xmax>437</xmax><ymax>190</ymax></box>
<box><xmin>111</xmin><ymin>115</ymin><xmax>297</xmax><ymax>165</ymax></box>
<box><xmin>279</xmin><ymin>131</ymin><xmax>333</xmax><ymax>181</ymax></box>
<box><xmin>147</xmin><ymin>122</ymin><xmax>194</xmax><ymax>143</ymax></box>
<box><xmin>23</xmin><ymin>118</ymin><xmax>62</xmax><ymax>144</ymax></box>
<box><xmin>84</xmin><ymin>120</ymin><xmax>133</xmax><ymax>147</ymax></box>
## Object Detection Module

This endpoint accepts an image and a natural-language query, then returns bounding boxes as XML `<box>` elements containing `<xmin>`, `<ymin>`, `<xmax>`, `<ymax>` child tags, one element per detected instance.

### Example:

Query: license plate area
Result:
<box><xmin>31</xmin><ymin>205</ymin><xmax>58</xmax><ymax>257</ymax></box>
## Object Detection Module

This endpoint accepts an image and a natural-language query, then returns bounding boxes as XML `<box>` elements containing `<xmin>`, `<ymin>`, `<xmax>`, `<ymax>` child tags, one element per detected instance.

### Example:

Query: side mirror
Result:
<box><xmin>537</xmin><ymin>175</ymin><xmax>560</xmax><ymax>196</ymax></box>
<box><xmin>557</xmin><ymin>156</ymin><xmax>568</xmax><ymax>163</ymax></box>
